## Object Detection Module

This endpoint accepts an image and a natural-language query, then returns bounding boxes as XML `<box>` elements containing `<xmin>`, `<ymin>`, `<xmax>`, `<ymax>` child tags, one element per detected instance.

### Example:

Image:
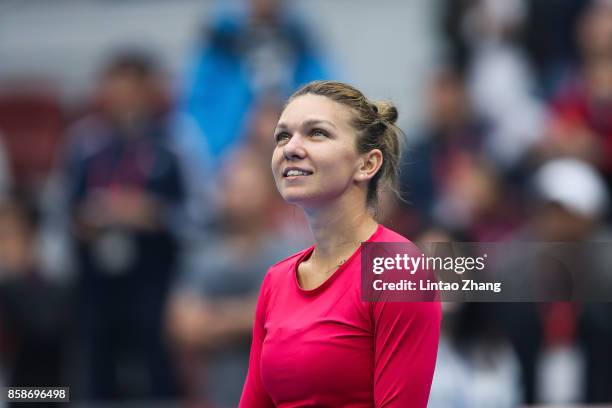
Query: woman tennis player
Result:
<box><xmin>239</xmin><ymin>81</ymin><xmax>441</xmax><ymax>407</ymax></box>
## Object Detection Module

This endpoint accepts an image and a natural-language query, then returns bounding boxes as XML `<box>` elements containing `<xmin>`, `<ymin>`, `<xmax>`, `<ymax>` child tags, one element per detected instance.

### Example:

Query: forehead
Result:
<box><xmin>278</xmin><ymin>94</ymin><xmax>353</xmax><ymax>129</ymax></box>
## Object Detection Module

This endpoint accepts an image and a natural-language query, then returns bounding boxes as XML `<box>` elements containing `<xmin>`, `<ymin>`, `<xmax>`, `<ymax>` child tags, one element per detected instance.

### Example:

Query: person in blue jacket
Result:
<box><xmin>179</xmin><ymin>0</ymin><xmax>331</xmax><ymax>163</ymax></box>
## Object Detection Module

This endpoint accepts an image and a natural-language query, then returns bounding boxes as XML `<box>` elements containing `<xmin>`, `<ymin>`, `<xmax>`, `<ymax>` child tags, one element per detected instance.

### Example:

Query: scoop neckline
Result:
<box><xmin>293</xmin><ymin>224</ymin><xmax>383</xmax><ymax>296</ymax></box>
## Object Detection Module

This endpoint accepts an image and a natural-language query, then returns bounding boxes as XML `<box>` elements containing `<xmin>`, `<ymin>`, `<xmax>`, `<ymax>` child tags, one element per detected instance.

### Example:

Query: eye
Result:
<box><xmin>275</xmin><ymin>132</ymin><xmax>290</xmax><ymax>144</ymax></box>
<box><xmin>311</xmin><ymin>128</ymin><xmax>328</xmax><ymax>137</ymax></box>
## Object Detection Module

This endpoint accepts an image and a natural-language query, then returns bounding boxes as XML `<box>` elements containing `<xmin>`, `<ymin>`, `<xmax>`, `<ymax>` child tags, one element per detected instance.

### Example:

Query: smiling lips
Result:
<box><xmin>283</xmin><ymin>167</ymin><xmax>313</xmax><ymax>177</ymax></box>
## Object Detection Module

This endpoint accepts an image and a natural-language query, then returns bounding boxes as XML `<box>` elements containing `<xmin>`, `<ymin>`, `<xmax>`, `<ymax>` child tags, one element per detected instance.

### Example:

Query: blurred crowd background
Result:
<box><xmin>0</xmin><ymin>0</ymin><xmax>611</xmax><ymax>406</ymax></box>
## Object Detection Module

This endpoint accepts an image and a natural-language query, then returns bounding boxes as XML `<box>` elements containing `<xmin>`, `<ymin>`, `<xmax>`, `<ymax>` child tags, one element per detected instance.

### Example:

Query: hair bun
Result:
<box><xmin>373</xmin><ymin>101</ymin><xmax>398</xmax><ymax>125</ymax></box>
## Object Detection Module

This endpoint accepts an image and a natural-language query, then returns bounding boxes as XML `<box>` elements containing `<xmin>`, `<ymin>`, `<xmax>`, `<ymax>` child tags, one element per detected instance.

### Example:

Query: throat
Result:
<box><xmin>297</xmin><ymin>261</ymin><xmax>342</xmax><ymax>291</ymax></box>
<box><xmin>296</xmin><ymin>248</ymin><xmax>352</xmax><ymax>291</ymax></box>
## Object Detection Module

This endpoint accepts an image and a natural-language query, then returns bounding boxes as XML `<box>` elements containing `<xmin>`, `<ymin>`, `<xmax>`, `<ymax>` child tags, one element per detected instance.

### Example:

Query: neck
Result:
<box><xmin>304</xmin><ymin>192</ymin><xmax>378</xmax><ymax>263</ymax></box>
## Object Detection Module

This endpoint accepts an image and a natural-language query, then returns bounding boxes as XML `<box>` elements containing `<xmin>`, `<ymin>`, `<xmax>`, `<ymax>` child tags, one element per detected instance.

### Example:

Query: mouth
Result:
<box><xmin>282</xmin><ymin>167</ymin><xmax>313</xmax><ymax>178</ymax></box>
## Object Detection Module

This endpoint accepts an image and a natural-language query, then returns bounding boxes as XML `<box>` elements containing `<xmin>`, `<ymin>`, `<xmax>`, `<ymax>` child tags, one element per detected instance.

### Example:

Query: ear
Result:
<box><xmin>355</xmin><ymin>149</ymin><xmax>383</xmax><ymax>182</ymax></box>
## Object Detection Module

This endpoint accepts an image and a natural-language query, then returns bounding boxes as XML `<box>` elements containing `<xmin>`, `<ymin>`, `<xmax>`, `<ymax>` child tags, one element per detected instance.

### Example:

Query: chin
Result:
<box><xmin>280</xmin><ymin>188</ymin><xmax>318</xmax><ymax>207</ymax></box>
<box><xmin>281</xmin><ymin>192</ymin><xmax>311</xmax><ymax>206</ymax></box>
<box><xmin>282</xmin><ymin>190</ymin><xmax>342</xmax><ymax>212</ymax></box>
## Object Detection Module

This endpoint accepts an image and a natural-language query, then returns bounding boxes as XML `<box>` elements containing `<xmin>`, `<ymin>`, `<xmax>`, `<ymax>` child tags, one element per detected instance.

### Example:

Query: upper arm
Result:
<box><xmin>372</xmin><ymin>301</ymin><xmax>441</xmax><ymax>408</ymax></box>
<box><xmin>239</xmin><ymin>273</ymin><xmax>275</xmax><ymax>408</ymax></box>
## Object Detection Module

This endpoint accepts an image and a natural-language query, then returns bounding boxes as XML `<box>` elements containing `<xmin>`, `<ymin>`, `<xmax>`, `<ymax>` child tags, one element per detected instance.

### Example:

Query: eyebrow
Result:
<box><xmin>276</xmin><ymin>119</ymin><xmax>337</xmax><ymax>131</ymax></box>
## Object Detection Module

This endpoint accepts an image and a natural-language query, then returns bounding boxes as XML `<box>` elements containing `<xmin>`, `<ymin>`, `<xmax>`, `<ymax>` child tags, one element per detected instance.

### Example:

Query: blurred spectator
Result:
<box><xmin>440</xmin><ymin>0</ymin><xmax>473</xmax><ymax>73</ymax></box>
<box><xmin>179</xmin><ymin>0</ymin><xmax>330</xmax><ymax>164</ymax></box>
<box><xmin>0</xmin><ymin>199</ymin><xmax>73</xmax><ymax>400</ymax></box>
<box><xmin>499</xmin><ymin>158</ymin><xmax>612</xmax><ymax>404</ymax></box>
<box><xmin>579</xmin><ymin>301</ymin><xmax>612</xmax><ymax>403</ymax></box>
<box><xmin>0</xmin><ymin>83</ymin><xmax>64</xmax><ymax>198</ymax></box>
<box><xmin>242</xmin><ymin>96</ymin><xmax>284</xmax><ymax>158</ymax></box>
<box><xmin>422</xmin><ymin>231</ymin><xmax>523</xmax><ymax>408</ymax></box>
<box><xmin>441</xmin><ymin>0</ymin><xmax>546</xmax><ymax>170</ymax></box>
<box><xmin>465</xmin><ymin>0</ymin><xmax>546</xmax><ymax>170</ymax></box>
<box><xmin>522</xmin><ymin>0</ymin><xmax>590</xmax><ymax>96</ymax></box>
<box><xmin>451</xmin><ymin>302</ymin><xmax>523</xmax><ymax>408</ymax></box>
<box><xmin>399</xmin><ymin>68</ymin><xmax>487</xmax><ymax>227</ymax></box>
<box><xmin>57</xmin><ymin>51</ymin><xmax>186</xmax><ymax>400</ymax></box>
<box><xmin>428</xmin><ymin>326</ymin><xmax>472</xmax><ymax>408</ymax></box>
<box><xmin>398</xmin><ymin>68</ymin><xmax>522</xmax><ymax>240</ymax></box>
<box><xmin>539</xmin><ymin>1</ymin><xmax>612</xmax><ymax>189</ymax></box>
<box><xmin>531</xmin><ymin>159</ymin><xmax>609</xmax><ymax>237</ymax></box>
<box><xmin>167</xmin><ymin>147</ymin><xmax>301</xmax><ymax>407</ymax></box>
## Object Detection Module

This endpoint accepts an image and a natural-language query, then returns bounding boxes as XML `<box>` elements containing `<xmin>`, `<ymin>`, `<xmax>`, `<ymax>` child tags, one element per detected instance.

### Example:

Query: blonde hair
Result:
<box><xmin>288</xmin><ymin>80</ymin><xmax>404</xmax><ymax>208</ymax></box>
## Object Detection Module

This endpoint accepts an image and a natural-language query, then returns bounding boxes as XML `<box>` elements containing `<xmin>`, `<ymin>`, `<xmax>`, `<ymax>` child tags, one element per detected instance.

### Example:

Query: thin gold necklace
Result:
<box><xmin>311</xmin><ymin>240</ymin><xmax>362</xmax><ymax>275</ymax></box>
<box><xmin>320</xmin><ymin>258</ymin><xmax>347</xmax><ymax>275</ymax></box>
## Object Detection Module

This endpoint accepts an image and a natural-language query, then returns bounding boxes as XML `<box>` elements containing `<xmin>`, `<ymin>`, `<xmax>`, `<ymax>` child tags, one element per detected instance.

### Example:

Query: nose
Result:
<box><xmin>283</xmin><ymin>133</ymin><xmax>306</xmax><ymax>161</ymax></box>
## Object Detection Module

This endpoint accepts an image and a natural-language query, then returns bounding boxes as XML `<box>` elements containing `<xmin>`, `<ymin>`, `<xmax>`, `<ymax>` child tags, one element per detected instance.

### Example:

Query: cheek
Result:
<box><xmin>271</xmin><ymin>149</ymin><xmax>285</xmax><ymax>184</ymax></box>
<box><xmin>323</xmin><ymin>164</ymin><xmax>356</xmax><ymax>186</ymax></box>
<box><xmin>270</xmin><ymin>148</ymin><xmax>282</xmax><ymax>172</ymax></box>
<box><xmin>318</xmin><ymin>146</ymin><xmax>358</xmax><ymax>176</ymax></box>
